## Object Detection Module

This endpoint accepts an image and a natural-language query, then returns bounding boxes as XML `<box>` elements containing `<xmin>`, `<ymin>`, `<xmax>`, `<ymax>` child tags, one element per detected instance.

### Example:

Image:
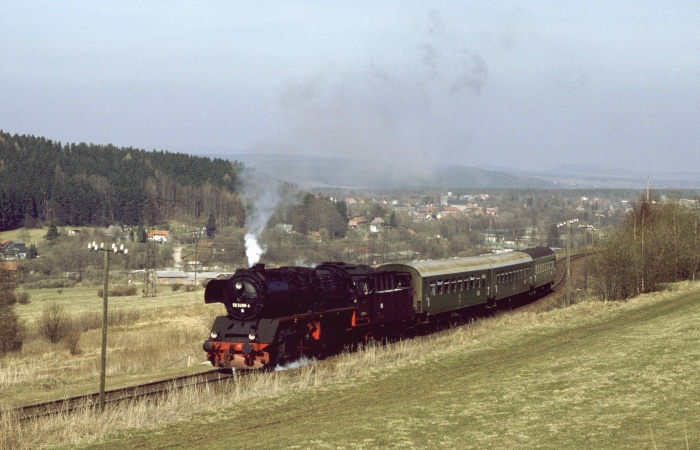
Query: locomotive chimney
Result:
<box><xmin>252</xmin><ymin>263</ymin><xmax>266</xmax><ymax>271</ymax></box>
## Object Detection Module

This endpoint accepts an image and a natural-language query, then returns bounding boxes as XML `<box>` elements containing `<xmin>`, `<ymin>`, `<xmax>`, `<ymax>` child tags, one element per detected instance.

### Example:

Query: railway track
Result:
<box><xmin>9</xmin><ymin>369</ymin><xmax>233</xmax><ymax>422</ymax></box>
<box><xmin>553</xmin><ymin>252</ymin><xmax>588</xmax><ymax>290</ymax></box>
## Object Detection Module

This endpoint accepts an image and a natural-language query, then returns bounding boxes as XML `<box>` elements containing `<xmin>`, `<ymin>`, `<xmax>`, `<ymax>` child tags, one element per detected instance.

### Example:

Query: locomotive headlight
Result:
<box><xmin>210</xmin><ymin>331</ymin><xmax>219</xmax><ymax>340</ymax></box>
<box><xmin>235</xmin><ymin>282</ymin><xmax>243</xmax><ymax>290</ymax></box>
<box><xmin>248</xmin><ymin>332</ymin><xmax>257</xmax><ymax>341</ymax></box>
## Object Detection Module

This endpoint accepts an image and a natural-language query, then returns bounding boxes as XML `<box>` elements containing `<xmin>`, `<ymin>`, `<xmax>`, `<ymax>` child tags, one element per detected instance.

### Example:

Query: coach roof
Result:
<box><xmin>378</xmin><ymin>251</ymin><xmax>532</xmax><ymax>279</ymax></box>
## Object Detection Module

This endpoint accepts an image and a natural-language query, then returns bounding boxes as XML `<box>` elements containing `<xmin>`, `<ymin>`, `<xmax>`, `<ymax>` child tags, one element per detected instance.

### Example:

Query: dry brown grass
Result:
<box><xmin>1</xmin><ymin>288</ymin><xmax>218</xmax><ymax>407</ymax></box>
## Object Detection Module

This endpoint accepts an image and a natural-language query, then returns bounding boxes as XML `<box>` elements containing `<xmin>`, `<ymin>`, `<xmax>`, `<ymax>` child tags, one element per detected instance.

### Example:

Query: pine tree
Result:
<box><xmin>389</xmin><ymin>211</ymin><xmax>398</xmax><ymax>228</ymax></box>
<box><xmin>137</xmin><ymin>225</ymin><xmax>148</xmax><ymax>243</ymax></box>
<box><xmin>27</xmin><ymin>243</ymin><xmax>38</xmax><ymax>259</ymax></box>
<box><xmin>206</xmin><ymin>213</ymin><xmax>217</xmax><ymax>239</ymax></box>
<box><xmin>45</xmin><ymin>220</ymin><xmax>59</xmax><ymax>242</ymax></box>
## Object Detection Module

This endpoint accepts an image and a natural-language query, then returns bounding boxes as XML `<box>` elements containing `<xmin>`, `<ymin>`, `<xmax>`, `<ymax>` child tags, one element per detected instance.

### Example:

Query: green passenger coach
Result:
<box><xmin>377</xmin><ymin>247</ymin><xmax>556</xmax><ymax>322</ymax></box>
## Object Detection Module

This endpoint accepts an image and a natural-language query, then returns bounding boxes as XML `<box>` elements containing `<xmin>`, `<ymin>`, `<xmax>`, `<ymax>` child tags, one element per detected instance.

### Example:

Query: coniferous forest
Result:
<box><xmin>0</xmin><ymin>131</ymin><xmax>245</xmax><ymax>231</ymax></box>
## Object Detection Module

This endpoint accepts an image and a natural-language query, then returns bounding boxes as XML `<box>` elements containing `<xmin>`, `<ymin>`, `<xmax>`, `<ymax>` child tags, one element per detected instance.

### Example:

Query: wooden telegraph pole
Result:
<box><xmin>566</xmin><ymin>221</ymin><xmax>571</xmax><ymax>307</ymax></box>
<box><xmin>88</xmin><ymin>242</ymin><xmax>128</xmax><ymax>412</ymax></box>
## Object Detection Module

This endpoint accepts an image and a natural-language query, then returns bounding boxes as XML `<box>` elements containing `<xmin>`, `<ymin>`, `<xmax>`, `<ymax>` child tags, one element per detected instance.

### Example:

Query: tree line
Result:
<box><xmin>589</xmin><ymin>195</ymin><xmax>699</xmax><ymax>300</ymax></box>
<box><xmin>0</xmin><ymin>131</ymin><xmax>245</xmax><ymax>231</ymax></box>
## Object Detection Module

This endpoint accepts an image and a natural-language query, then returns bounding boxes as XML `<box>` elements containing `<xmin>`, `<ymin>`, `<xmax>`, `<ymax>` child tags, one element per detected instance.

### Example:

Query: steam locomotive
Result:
<box><xmin>203</xmin><ymin>247</ymin><xmax>555</xmax><ymax>370</ymax></box>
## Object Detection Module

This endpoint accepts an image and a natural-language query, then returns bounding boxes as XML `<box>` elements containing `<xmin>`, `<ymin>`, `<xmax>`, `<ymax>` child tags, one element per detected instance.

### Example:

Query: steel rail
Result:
<box><xmin>9</xmin><ymin>369</ymin><xmax>233</xmax><ymax>422</ymax></box>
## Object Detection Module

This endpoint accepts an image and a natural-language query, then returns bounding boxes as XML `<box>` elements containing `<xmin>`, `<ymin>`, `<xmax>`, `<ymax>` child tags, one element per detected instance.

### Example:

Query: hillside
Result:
<box><xmin>0</xmin><ymin>131</ymin><xmax>244</xmax><ymax>231</ymax></box>
<box><xmin>58</xmin><ymin>282</ymin><xmax>700</xmax><ymax>449</ymax></box>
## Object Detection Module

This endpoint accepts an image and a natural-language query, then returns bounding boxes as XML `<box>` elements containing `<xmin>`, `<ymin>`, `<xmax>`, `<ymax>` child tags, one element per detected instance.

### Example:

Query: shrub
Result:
<box><xmin>0</xmin><ymin>270</ymin><xmax>23</xmax><ymax>355</ymax></box>
<box><xmin>64</xmin><ymin>319</ymin><xmax>81</xmax><ymax>355</ymax></box>
<box><xmin>16</xmin><ymin>292</ymin><xmax>30</xmax><ymax>305</ymax></box>
<box><xmin>171</xmin><ymin>284</ymin><xmax>182</xmax><ymax>292</ymax></box>
<box><xmin>39</xmin><ymin>300</ymin><xmax>68</xmax><ymax>344</ymax></box>
<box><xmin>21</xmin><ymin>279</ymin><xmax>77</xmax><ymax>290</ymax></box>
<box><xmin>0</xmin><ymin>287</ymin><xmax>16</xmax><ymax>307</ymax></box>
<box><xmin>0</xmin><ymin>306</ymin><xmax>24</xmax><ymax>355</ymax></box>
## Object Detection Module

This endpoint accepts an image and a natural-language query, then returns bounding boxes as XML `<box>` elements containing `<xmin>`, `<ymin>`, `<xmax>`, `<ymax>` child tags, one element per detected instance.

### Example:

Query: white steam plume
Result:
<box><xmin>244</xmin><ymin>233</ymin><xmax>266</xmax><ymax>267</ymax></box>
<box><xmin>241</xmin><ymin>167</ymin><xmax>281</xmax><ymax>267</ymax></box>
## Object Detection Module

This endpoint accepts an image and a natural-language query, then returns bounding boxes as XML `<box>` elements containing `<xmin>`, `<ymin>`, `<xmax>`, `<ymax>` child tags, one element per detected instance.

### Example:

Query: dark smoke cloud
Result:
<box><xmin>266</xmin><ymin>9</ymin><xmax>489</xmax><ymax>178</ymax></box>
<box><xmin>449</xmin><ymin>50</ymin><xmax>488</xmax><ymax>95</ymax></box>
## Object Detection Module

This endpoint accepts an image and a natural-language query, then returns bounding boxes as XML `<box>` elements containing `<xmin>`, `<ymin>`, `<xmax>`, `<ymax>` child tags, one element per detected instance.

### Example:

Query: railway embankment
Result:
<box><xmin>4</xmin><ymin>280</ymin><xmax>700</xmax><ymax>449</ymax></box>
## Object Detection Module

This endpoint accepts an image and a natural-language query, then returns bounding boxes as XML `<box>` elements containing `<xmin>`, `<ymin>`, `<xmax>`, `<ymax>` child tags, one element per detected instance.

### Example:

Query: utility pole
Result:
<box><xmin>566</xmin><ymin>221</ymin><xmax>571</xmax><ymax>307</ymax></box>
<box><xmin>143</xmin><ymin>199</ymin><xmax>157</xmax><ymax>298</ymax></box>
<box><xmin>557</xmin><ymin>219</ymin><xmax>576</xmax><ymax>307</ymax></box>
<box><xmin>88</xmin><ymin>242</ymin><xmax>128</xmax><ymax>413</ymax></box>
<box><xmin>194</xmin><ymin>230</ymin><xmax>198</xmax><ymax>286</ymax></box>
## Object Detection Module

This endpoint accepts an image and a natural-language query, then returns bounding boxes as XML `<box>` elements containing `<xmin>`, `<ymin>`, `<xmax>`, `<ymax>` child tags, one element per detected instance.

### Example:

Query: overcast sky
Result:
<box><xmin>2</xmin><ymin>2</ymin><xmax>699</xmax><ymax>174</ymax></box>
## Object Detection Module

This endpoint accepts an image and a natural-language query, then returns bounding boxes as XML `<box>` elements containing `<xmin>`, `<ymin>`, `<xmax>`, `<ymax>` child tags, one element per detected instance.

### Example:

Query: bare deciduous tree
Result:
<box><xmin>590</xmin><ymin>196</ymin><xmax>700</xmax><ymax>300</ymax></box>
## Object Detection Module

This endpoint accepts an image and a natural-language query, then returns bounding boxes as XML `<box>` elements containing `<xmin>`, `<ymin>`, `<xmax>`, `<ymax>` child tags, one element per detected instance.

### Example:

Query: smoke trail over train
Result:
<box><xmin>240</xmin><ymin>168</ymin><xmax>281</xmax><ymax>267</ymax></box>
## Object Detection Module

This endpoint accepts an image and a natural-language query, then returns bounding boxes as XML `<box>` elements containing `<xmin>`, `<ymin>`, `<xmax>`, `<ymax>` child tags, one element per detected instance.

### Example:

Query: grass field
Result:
<box><xmin>1</xmin><ymin>286</ymin><xmax>217</xmax><ymax>407</ymax></box>
<box><xmin>3</xmin><ymin>282</ymin><xmax>700</xmax><ymax>449</ymax></box>
<box><xmin>0</xmin><ymin>227</ymin><xmax>52</xmax><ymax>245</ymax></box>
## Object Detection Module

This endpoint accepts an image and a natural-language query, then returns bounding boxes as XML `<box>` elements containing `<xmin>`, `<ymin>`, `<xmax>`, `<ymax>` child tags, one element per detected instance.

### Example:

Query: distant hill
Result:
<box><xmin>223</xmin><ymin>153</ymin><xmax>558</xmax><ymax>190</ymax></box>
<box><xmin>478</xmin><ymin>164</ymin><xmax>700</xmax><ymax>189</ymax></box>
<box><xmin>216</xmin><ymin>153</ymin><xmax>700</xmax><ymax>190</ymax></box>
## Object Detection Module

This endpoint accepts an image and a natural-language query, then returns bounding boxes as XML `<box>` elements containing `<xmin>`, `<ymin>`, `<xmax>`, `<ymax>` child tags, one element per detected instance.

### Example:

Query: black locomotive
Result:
<box><xmin>203</xmin><ymin>262</ymin><xmax>414</xmax><ymax>369</ymax></box>
<box><xmin>203</xmin><ymin>248</ymin><xmax>556</xmax><ymax>370</ymax></box>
